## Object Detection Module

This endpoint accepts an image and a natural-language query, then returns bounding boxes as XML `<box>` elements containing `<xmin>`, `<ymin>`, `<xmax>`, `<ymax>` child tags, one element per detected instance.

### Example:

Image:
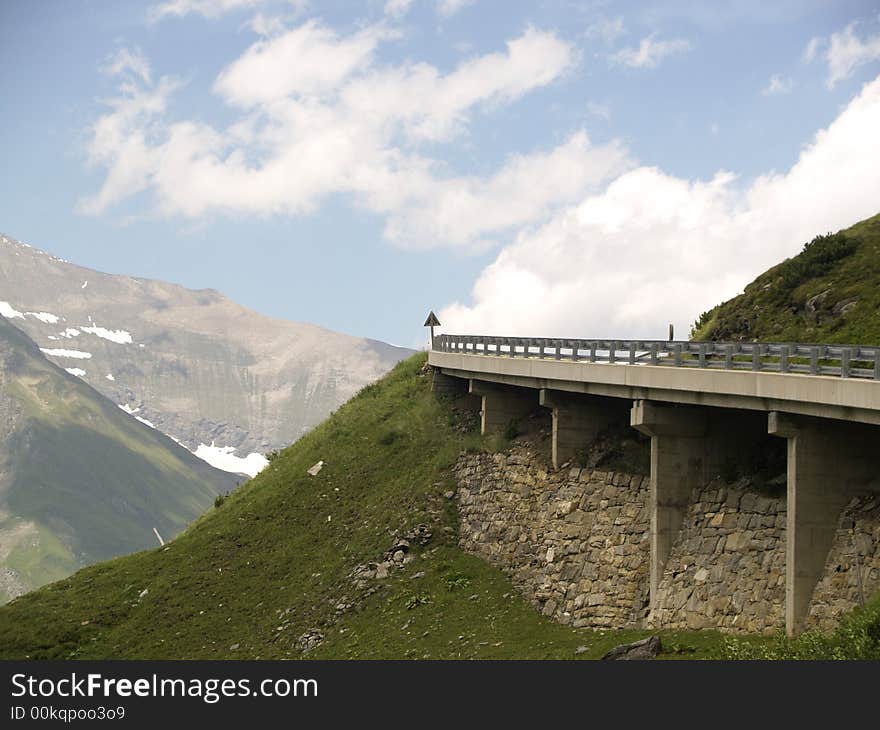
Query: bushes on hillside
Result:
<box><xmin>773</xmin><ymin>232</ymin><xmax>857</xmax><ymax>297</ymax></box>
<box><xmin>692</xmin><ymin>231</ymin><xmax>860</xmax><ymax>342</ymax></box>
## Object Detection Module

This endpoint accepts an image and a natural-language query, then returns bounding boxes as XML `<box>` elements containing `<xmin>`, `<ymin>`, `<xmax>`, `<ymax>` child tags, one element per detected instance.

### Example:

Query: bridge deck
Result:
<box><xmin>429</xmin><ymin>347</ymin><xmax>880</xmax><ymax>425</ymax></box>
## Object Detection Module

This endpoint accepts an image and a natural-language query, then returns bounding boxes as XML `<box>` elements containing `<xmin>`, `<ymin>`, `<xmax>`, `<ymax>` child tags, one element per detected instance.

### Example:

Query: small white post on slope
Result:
<box><xmin>153</xmin><ymin>527</ymin><xmax>165</xmax><ymax>547</ymax></box>
<box><xmin>424</xmin><ymin>310</ymin><xmax>441</xmax><ymax>350</ymax></box>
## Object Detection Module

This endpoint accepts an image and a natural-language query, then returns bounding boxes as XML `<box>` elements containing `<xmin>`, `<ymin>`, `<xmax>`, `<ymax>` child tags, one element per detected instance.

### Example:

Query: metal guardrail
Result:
<box><xmin>433</xmin><ymin>334</ymin><xmax>880</xmax><ymax>380</ymax></box>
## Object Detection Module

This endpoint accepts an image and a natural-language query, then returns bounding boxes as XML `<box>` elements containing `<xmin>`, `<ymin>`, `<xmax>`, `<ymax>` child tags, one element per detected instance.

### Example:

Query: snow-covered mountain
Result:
<box><xmin>0</xmin><ymin>232</ymin><xmax>413</xmax><ymax>476</ymax></box>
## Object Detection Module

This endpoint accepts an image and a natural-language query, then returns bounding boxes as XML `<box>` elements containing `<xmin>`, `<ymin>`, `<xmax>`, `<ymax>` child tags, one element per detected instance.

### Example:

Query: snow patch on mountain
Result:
<box><xmin>26</xmin><ymin>311</ymin><xmax>59</xmax><ymax>324</ymax></box>
<box><xmin>65</xmin><ymin>368</ymin><xmax>86</xmax><ymax>377</ymax></box>
<box><xmin>60</xmin><ymin>328</ymin><xmax>80</xmax><ymax>338</ymax></box>
<box><xmin>194</xmin><ymin>443</ymin><xmax>268</xmax><ymax>478</ymax></box>
<box><xmin>106</xmin><ymin>373</ymin><xmax>115</xmax><ymax>381</ymax></box>
<box><xmin>0</xmin><ymin>301</ymin><xmax>24</xmax><ymax>319</ymax></box>
<box><xmin>118</xmin><ymin>403</ymin><xmax>156</xmax><ymax>429</ymax></box>
<box><xmin>41</xmin><ymin>348</ymin><xmax>92</xmax><ymax>359</ymax></box>
<box><xmin>81</xmin><ymin>326</ymin><xmax>132</xmax><ymax>344</ymax></box>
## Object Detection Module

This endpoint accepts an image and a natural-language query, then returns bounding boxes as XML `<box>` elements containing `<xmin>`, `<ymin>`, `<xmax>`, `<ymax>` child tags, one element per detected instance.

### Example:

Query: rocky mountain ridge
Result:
<box><xmin>0</xmin><ymin>232</ymin><xmax>412</xmax><ymax>476</ymax></box>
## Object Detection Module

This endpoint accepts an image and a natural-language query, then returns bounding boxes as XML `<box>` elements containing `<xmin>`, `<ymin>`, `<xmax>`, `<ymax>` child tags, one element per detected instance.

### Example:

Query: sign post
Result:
<box><xmin>423</xmin><ymin>311</ymin><xmax>441</xmax><ymax>350</ymax></box>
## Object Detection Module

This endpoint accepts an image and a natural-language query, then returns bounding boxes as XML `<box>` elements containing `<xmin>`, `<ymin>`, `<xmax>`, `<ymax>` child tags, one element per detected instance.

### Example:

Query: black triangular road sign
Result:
<box><xmin>423</xmin><ymin>311</ymin><xmax>441</xmax><ymax>327</ymax></box>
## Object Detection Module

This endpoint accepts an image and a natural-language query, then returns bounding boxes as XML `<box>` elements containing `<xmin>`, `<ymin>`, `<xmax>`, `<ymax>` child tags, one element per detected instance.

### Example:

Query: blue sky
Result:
<box><xmin>2</xmin><ymin>1</ymin><xmax>880</xmax><ymax>346</ymax></box>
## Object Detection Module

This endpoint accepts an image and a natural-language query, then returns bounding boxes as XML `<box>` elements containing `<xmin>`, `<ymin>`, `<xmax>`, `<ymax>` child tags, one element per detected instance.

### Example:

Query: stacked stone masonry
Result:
<box><xmin>809</xmin><ymin>495</ymin><xmax>880</xmax><ymax>631</ymax></box>
<box><xmin>454</xmin><ymin>448</ymin><xmax>880</xmax><ymax>634</ymax></box>
<box><xmin>649</xmin><ymin>482</ymin><xmax>787</xmax><ymax>634</ymax></box>
<box><xmin>455</xmin><ymin>448</ymin><xmax>651</xmax><ymax>629</ymax></box>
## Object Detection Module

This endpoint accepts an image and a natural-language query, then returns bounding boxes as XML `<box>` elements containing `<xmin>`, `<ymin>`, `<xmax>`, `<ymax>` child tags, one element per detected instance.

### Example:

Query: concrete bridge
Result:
<box><xmin>429</xmin><ymin>334</ymin><xmax>880</xmax><ymax>635</ymax></box>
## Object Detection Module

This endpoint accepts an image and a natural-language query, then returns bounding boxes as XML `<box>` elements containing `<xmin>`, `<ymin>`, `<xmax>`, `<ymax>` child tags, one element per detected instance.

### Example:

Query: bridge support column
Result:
<box><xmin>431</xmin><ymin>369</ymin><xmax>468</xmax><ymax>396</ymax></box>
<box><xmin>539</xmin><ymin>390</ymin><xmax>629</xmax><ymax>469</ymax></box>
<box><xmin>469</xmin><ymin>380</ymin><xmax>536</xmax><ymax>436</ymax></box>
<box><xmin>769</xmin><ymin>412</ymin><xmax>879</xmax><ymax>636</ymax></box>
<box><xmin>631</xmin><ymin>400</ymin><xmax>707</xmax><ymax>610</ymax></box>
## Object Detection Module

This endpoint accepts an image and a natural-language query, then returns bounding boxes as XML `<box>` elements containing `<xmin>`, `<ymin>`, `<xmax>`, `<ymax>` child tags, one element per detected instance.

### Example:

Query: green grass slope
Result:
<box><xmin>692</xmin><ymin>212</ymin><xmax>880</xmax><ymax>343</ymax></box>
<box><xmin>0</xmin><ymin>317</ymin><xmax>239</xmax><ymax>603</ymax></box>
<box><xmin>0</xmin><ymin>355</ymin><xmax>731</xmax><ymax>660</ymax></box>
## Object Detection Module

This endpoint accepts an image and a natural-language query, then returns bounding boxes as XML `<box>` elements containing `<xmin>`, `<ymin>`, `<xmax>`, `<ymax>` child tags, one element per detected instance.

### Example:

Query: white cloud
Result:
<box><xmin>373</xmin><ymin>132</ymin><xmax>630</xmax><ymax>249</ymax></box>
<box><xmin>384</xmin><ymin>0</ymin><xmax>414</xmax><ymax>19</ymax></box>
<box><xmin>214</xmin><ymin>20</ymin><xmax>392</xmax><ymax>105</ymax></box>
<box><xmin>149</xmin><ymin>0</ymin><xmax>310</xmax><ymax>22</ymax></box>
<box><xmin>585</xmin><ymin>16</ymin><xmax>625</xmax><ymax>44</ymax></box>
<box><xmin>440</xmin><ymin>75</ymin><xmax>880</xmax><ymax>339</ymax></box>
<box><xmin>803</xmin><ymin>36</ymin><xmax>823</xmax><ymax>62</ymax></box>
<box><xmin>78</xmin><ymin>70</ymin><xmax>183</xmax><ymax>215</ymax></box>
<box><xmin>248</xmin><ymin>13</ymin><xmax>287</xmax><ymax>36</ymax></box>
<box><xmin>382</xmin><ymin>27</ymin><xmax>579</xmax><ymax>141</ymax></box>
<box><xmin>611</xmin><ymin>33</ymin><xmax>691</xmax><ymax>69</ymax></box>
<box><xmin>149</xmin><ymin>0</ymin><xmax>266</xmax><ymax>22</ymax></box>
<box><xmin>102</xmin><ymin>48</ymin><xmax>152</xmax><ymax>85</ymax></box>
<box><xmin>762</xmin><ymin>74</ymin><xmax>793</xmax><ymax>96</ymax></box>
<box><xmin>825</xmin><ymin>23</ymin><xmax>880</xmax><ymax>87</ymax></box>
<box><xmin>80</xmin><ymin>25</ymin><xmax>604</xmax><ymax>250</ymax></box>
<box><xmin>437</xmin><ymin>0</ymin><xmax>474</xmax><ymax>18</ymax></box>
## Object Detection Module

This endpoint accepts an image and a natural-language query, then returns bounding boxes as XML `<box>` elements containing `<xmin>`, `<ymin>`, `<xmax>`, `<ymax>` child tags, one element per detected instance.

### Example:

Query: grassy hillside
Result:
<box><xmin>692</xmin><ymin>212</ymin><xmax>880</xmax><ymax>343</ymax></box>
<box><xmin>0</xmin><ymin>317</ymin><xmax>238</xmax><ymax>603</ymax></box>
<box><xmin>0</xmin><ymin>354</ymin><xmax>733</xmax><ymax>660</ymax></box>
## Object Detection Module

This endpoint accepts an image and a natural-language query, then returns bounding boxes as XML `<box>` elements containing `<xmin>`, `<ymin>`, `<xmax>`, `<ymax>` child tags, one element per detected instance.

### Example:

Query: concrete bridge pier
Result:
<box><xmin>631</xmin><ymin>400</ymin><xmax>708</xmax><ymax>607</ymax></box>
<box><xmin>769</xmin><ymin>412</ymin><xmax>880</xmax><ymax>635</ymax></box>
<box><xmin>469</xmin><ymin>379</ymin><xmax>536</xmax><ymax>436</ymax></box>
<box><xmin>432</xmin><ymin>371</ymin><xmax>481</xmax><ymax>417</ymax></box>
<box><xmin>431</xmin><ymin>369</ymin><xmax>468</xmax><ymax>396</ymax></box>
<box><xmin>539</xmin><ymin>389</ymin><xmax>630</xmax><ymax>469</ymax></box>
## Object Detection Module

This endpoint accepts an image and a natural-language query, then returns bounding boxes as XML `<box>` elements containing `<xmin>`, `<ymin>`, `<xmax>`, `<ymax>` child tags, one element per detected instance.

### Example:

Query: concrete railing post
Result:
<box><xmin>631</xmin><ymin>400</ymin><xmax>707</xmax><ymax>611</ymax></box>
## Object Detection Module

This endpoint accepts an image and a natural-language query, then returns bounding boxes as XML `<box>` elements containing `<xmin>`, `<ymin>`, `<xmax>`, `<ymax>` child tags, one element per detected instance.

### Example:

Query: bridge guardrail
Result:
<box><xmin>433</xmin><ymin>334</ymin><xmax>880</xmax><ymax>380</ymax></box>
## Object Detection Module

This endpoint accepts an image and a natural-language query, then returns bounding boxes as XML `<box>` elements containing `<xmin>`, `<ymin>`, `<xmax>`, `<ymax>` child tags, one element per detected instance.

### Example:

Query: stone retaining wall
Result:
<box><xmin>455</xmin><ymin>448</ymin><xmax>650</xmax><ymax>628</ymax></box>
<box><xmin>454</xmin><ymin>448</ymin><xmax>880</xmax><ymax>635</ymax></box>
<box><xmin>648</xmin><ymin>483</ymin><xmax>786</xmax><ymax>634</ymax></box>
<box><xmin>808</xmin><ymin>495</ymin><xmax>880</xmax><ymax>631</ymax></box>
